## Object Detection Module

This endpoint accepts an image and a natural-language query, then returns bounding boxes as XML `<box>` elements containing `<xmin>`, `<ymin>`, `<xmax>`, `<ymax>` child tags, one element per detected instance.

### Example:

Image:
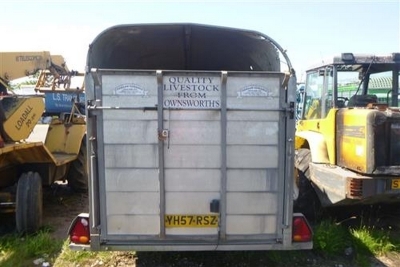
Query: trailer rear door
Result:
<box><xmin>89</xmin><ymin>69</ymin><xmax>290</xmax><ymax>250</ymax></box>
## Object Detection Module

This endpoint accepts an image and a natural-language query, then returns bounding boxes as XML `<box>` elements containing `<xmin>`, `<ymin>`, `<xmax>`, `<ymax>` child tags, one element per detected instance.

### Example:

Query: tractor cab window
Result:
<box><xmin>303</xmin><ymin>67</ymin><xmax>333</xmax><ymax>119</ymax></box>
<box><xmin>338</xmin><ymin>69</ymin><xmax>399</xmax><ymax>107</ymax></box>
<box><xmin>337</xmin><ymin>71</ymin><xmax>360</xmax><ymax>106</ymax></box>
<box><xmin>368</xmin><ymin>71</ymin><xmax>399</xmax><ymax>106</ymax></box>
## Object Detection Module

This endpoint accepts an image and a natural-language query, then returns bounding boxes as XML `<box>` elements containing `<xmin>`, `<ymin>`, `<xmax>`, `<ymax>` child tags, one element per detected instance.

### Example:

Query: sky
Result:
<box><xmin>1</xmin><ymin>0</ymin><xmax>399</xmax><ymax>81</ymax></box>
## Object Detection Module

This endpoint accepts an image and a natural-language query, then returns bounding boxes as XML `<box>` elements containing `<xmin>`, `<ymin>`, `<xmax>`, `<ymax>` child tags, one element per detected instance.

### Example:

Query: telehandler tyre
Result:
<box><xmin>16</xmin><ymin>172</ymin><xmax>43</xmax><ymax>234</ymax></box>
<box><xmin>294</xmin><ymin>148</ymin><xmax>321</xmax><ymax>222</ymax></box>
<box><xmin>67</xmin><ymin>138</ymin><xmax>88</xmax><ymax>192</ymax></box>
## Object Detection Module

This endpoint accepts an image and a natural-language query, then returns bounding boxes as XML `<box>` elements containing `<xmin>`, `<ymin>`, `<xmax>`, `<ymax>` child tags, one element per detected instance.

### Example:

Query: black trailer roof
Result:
<box><xmin>87</xmin><ymin>23</ymin><xmax>290</xmax><ymax>72</ymax></box>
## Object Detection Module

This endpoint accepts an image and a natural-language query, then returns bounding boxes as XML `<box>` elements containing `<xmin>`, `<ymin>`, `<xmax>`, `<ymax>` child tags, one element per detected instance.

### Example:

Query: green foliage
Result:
<box><xmin>313</xmin><ymin>220</ymin><xmax>352</xmax><ymax>256</ymax></box>
<box><xmin>25</xmin><ymin>230</ymin><xmax>62</xmax><ymax>257</ymax></box>
<box><xmin>351</xmin><ymin>226</ymin><xmax>396</xmax><ymax>256</ymax></box>
<box><xmin>54</xmin><ymin>240</ymin><xmax>136</xmax><ymax>266</ymax></box>
<box><xmin>54</xmin><ymin>240</ymin><xmax>100</xmax><ymax>263</ymax></box>
<box><xmin>0</xmin><ymin>218</ymin><xmax>399</xmax><ymax>266</ymax></box>
<box><xmin>0</xmin><ymin>229</ymin><xmax>63</xmax><ymax>267</ymax></box>
<box><xmin>312</xmin><ymin>219</ymin><xmax>399</xmax><ymax>267</ymax></box>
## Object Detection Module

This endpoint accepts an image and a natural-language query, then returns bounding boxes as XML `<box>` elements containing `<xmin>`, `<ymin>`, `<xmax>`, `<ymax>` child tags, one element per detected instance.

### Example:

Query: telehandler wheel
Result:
<box><xmin>16</xmin><ymin>172</ymin><xmax>43</xmax><ymax>234</ymax></box>
<box><xmin>67</xmin><ymin>138</ymin><xmax>88</xmax><ymax>193</ymax></box>
<box><xmin>294</xmin><ymin>148</ymin><xmax>321</xmax><ymax>222</ymax></box>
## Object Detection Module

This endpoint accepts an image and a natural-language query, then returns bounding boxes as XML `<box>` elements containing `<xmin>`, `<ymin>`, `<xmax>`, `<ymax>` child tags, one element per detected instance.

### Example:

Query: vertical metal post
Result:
<box><xmin>219</xmin><ymin>71</ymin><xmax>228</xmax><ymax>240</ymax></box>
<box><xmin>156</xmin><ymin>70</ymin><xmax>166</xmax><ymax>238</ymax></box>
<box><xmin>282</xmin><ymin>72</ymin><xmax>297</xmax><ymax>246</ymax></box>
<box><xmin>392</xmin><ymin>65</ymin><xmax>399</xmax><ymax>107</ymax></box>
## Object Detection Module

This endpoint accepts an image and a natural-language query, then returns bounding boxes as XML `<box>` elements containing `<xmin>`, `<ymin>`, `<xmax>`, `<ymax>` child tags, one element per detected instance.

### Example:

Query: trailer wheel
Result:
<box><xmin>16</xmin><ymin>172</ymin><xmax>43</xmax><ymax>234</ymax></box>
<box><xmin>67</xmin><ymin>138</ymin><xmax>88</xmax><ymax>192</ymax></box>
<box><xmin>294</xmin><ymin>148</ymin><xmax>321</xmax><ymax>222</ymax></box>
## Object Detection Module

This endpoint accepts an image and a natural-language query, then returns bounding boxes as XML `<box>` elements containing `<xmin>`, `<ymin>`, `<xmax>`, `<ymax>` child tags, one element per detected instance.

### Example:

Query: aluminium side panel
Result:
<box><xmin>101</xmin><ymin>72</ymin><xmax>160</xmax><ymax>236</ymax></box>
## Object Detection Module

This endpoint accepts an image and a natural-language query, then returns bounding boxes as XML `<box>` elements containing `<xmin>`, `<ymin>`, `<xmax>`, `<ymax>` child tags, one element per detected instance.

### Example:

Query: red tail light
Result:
<box><xmin>292</xmin><ymin>215</ymin><xmax>312</xmax><ymax>242</ymax></box>
<box><xmin>69</xmin><ymin>213</ymin><xmax>90</xmax><ymax>244</ymax></box>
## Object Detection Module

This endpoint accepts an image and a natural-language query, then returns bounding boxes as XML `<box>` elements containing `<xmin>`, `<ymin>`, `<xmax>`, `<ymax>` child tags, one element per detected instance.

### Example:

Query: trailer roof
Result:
<box><xmin>87</xmin><ymin>23</ymin><xmax>288</xmax><ymax>72</ymax></box>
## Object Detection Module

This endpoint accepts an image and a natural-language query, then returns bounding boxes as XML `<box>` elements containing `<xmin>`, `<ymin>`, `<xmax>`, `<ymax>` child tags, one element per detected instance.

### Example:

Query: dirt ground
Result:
<box><xmin>42</xmin><ymin>184</ymin><xmax>400</xmax><ymax>267</ymax></box>
<box><xmin>42</xmin><ymin>182</ymin><xmax>89</xmax><ymax>240</ymax></box>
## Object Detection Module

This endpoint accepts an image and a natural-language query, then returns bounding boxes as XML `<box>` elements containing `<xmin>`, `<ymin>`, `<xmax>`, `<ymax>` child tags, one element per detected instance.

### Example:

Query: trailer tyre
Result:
<box><xmin>67</xmin><ymin>138</ymin><xmax>88</xmax><ymax>193</ymax></box>
<box><xmin>16</xmin><ymin>172</ymin><xmax>43</xmax><ymax>234</ymax></box>
<box><xmin>294</xmin><ymin>148</ymin><xmax>321</xmax><ymax>222</ymax></box>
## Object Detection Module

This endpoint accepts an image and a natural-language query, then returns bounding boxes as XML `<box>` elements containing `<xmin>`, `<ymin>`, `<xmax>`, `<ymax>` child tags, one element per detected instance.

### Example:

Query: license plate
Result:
<box><xmin>165</xmin><ymin>214</ymin><xmax>219</xmax><ymax>228</ymax></box>
<box><xmin>392</xmin><ymin>179</ymin><xmax>400</xmax><ymax>189</ymax></box>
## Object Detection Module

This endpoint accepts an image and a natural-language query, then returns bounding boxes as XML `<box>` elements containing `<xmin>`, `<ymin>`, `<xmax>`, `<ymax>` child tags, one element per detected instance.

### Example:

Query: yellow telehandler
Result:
<box><xmin>0</xmin><ymin>51</ymin><xmax>86</xmax><ymax>233</ymax></box>
<box><xmin>294</xmin><ymin>53</ymin><xmax>400</xmax><ymax>219</ymax></box>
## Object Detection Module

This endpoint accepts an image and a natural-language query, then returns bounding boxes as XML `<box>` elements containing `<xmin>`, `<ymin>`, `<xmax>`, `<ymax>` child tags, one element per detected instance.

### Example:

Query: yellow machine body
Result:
<box><xmin>44</xmin><ymin>117</ymin><xmax>86</xmax><ymax>157</ymax></box>
<box><xmin>296</xmin><ymin>107</ymin><xmax>397</xmax><ymax>175</ymax></box>
<box><xmin>295</xmin><ymin>53</ymin><xmax>400</xmax><ymax>206</ymax></box>
<box><xmin>0</xmin><ymin>51</ymin><xmax>52</xmax><ymax>81</ymax></box>
<box><xmin>1</xmin><ymin>96</ymin><xmax>45</xmax><ymax>141</ymax></box>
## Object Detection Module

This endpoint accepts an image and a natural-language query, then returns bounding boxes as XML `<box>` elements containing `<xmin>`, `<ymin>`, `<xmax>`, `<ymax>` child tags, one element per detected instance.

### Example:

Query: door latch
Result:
<box><xmin>158</xmin><ymin>129</ymin><xmax>170</xmax><ymax>148</ymax></box>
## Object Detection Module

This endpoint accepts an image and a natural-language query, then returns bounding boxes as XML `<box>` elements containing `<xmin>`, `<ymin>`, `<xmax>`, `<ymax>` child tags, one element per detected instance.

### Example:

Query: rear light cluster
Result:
<box><xmin>69</xmin><ymin>213</ymin><xmax>312</xmax><ymax>245</ymax></box>
<box><xmin>69</xmin><ymin>213</ymin><xmax>90</xmax><ymax>244</ymax></box>
<box><xmin>292</xmin><ymin>215</ymin><xmax>312</xmax><ymax>242</ymax></box>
